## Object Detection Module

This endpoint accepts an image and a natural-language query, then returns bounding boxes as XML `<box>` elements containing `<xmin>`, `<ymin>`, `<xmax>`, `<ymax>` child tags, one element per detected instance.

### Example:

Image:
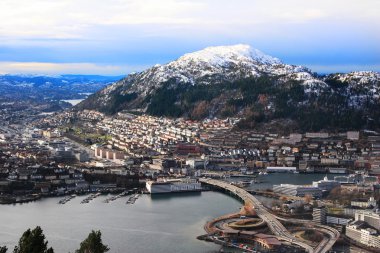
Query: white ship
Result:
<box><xmin>146</xmin><ymin>178</ymin><xmax>202</xmax><ymax>194</ymax></box>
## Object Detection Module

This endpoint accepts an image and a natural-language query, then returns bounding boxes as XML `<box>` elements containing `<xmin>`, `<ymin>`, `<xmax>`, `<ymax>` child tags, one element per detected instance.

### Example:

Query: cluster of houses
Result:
<box><xmin>72</xmin><ymin>113</ymin><xmax>380</xmax><ymax>176</ymax></box>
<box><xmin>35</xmin><ymin>110</ymin><xmax>380</xmax><ymax>176</ymax></box>
<box><xmin>0</xmin><ymin>129</ymin><xmax>89</xmax><ymax>194</ymax></box>
<box><xmin>95</xmin><ymin>114</ymin><xmax>235</xmax><ymax>156</ymax></box>
<box><xmin>0</xmin><ymin>126</ymin><xmax>132</xmax><ymax>197</ymax></box>
<box><xmin>33</xmin><ymin>112</ymin><xmax>380</xmax><ymax>186</ymax></box>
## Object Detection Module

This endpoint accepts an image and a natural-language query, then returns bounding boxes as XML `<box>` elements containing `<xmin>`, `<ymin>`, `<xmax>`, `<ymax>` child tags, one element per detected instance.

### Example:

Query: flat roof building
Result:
<box><xmin>273</xmin><ymin>184</ymin><xmax>322</xmax><ymax>198</ymax></box>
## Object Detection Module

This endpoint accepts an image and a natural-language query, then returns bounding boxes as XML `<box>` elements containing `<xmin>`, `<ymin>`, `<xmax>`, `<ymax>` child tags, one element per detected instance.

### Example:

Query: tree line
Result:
<box><xmin>78</xmin><ymin>73</ymin><xmax>380</xmax><ymax>132</ymax></box>
<box><xmin>0</xmin><ymin>226</ymin><xmax>109</xmax><ymax>253</ymax></box>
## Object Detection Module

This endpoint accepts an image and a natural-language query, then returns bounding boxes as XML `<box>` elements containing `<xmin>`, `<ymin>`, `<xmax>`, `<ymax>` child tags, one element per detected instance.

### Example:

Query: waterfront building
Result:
<box><xmin>273</xmin><ymin>184</ymin><xmax>322</xmax><ymax>198</ymax></box>
<box><xmin>266</xmin><ymin>166</ymin><xmax>297</xmax><ymax>173</ymax></box>
<box><xmin>328</xmin><ymin>167</ymin><xmax>347</xmax><ymax>174</ymax></box>
<box><xmin>146</xmin><ymin>178</ymin><xmax>202</xmax><ymax>194</ymax></box>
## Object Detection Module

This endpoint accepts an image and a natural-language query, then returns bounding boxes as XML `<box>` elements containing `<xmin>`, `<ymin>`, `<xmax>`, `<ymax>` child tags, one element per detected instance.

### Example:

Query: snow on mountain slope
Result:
<box><xmin>178</xmin><ymin>44</ymin><xmax>281</xmax><ymax>66</ymax></box>
<box><xmin>334</xmin><ymin>71</ymin><xmax>380</xmax><ymax>85</ymax></box>
<box><xmin>324</xmin><ymin>71</ymin><xmax>380</xmax><ymax>107</ymax></box>
<box><xmin>81</xmin><ymin>45</ymin><xmax>379</xmax><ymax>116</ymax></box>
<box><xmin>101</xmin><ymin>44</ymin><xmax>319</xmax><ymax>99</ymax></box>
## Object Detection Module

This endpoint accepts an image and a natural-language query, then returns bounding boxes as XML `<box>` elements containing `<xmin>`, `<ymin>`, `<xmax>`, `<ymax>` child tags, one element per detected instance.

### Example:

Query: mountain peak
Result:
<box><xmin>178</xmin><ymin>44</ymin><xmax>282</xmax><ymax>66</ymax></box>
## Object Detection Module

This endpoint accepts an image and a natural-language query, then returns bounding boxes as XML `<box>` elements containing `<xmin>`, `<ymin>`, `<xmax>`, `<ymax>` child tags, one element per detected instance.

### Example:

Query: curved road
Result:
<box><xmin>200</xmin><ymin>178</ymin><xmax>339</xmax><ymax>253</ymax></box>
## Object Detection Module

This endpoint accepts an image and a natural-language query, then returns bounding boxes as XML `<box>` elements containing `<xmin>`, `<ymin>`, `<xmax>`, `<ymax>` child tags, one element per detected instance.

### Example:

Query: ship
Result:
<box><xmin>146</xmin><ymin>178</ymin><xmax>202</xmax><ymax>194</ymax></box>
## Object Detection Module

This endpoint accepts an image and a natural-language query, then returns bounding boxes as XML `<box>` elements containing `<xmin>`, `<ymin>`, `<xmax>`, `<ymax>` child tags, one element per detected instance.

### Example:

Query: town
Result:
<box><xmin>1</xmin><ymin>108</ymin><xmax>380</xmax><ymax>252</ymax></box>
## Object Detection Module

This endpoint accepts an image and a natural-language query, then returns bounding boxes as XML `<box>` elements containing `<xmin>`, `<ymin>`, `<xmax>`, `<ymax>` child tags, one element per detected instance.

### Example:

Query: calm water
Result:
<box><xmin>0</xmin><ymin>192</ymin><xmax>241</xmax><ymax>253</ymax></box>
<box><xmin>0</xmin><ymin>173</ymin><xmax>340</xmax><ymax>253</ymax></box>
<box><xmin>61</xmin><ymin>99</ymin><xmax>84</xmax><ymax>106</ymax></box>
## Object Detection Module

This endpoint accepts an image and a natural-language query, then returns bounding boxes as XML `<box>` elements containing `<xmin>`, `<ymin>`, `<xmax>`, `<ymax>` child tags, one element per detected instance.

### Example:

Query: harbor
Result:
<box><xmin>58</xmin><ymin>194</ymin><xmax>76</xmax><ymax>204</ymax></box>
<box><xmin>56</xmin><ymin>188</ymin><xmax>144</xmax><ymax>205</ymax></box>
<box><xmin>0</xmin><ymin>172</ymin><xmax>372</xmax><ymax>253</ymax></box>
<box><xmin>80</xmin><ymin>192</ymin><xmax>101</xmax><ymax>204</ymax></box>
<box><xmin>0</xmin><ymin>191</ymin><xmax>241</xmax><ymax>253</ymax></box>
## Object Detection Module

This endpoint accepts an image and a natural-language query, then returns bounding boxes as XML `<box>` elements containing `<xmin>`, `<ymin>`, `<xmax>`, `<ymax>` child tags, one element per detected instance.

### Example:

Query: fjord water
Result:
<box><xmin>0</xmin><ymin>173</ymin><xmax>338</xmax><ymax>252</ymax></box>
<box><xmin>0</xmin><ymin>191</ymin><xmax>241</xmax><ymax>253</ymax></box>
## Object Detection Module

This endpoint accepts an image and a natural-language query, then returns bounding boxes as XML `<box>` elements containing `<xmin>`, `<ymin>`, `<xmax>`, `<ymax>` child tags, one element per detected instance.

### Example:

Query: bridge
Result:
<box><xmin>199</xmin><ymin>178</ymin><xmax>339</xmax><ymax>253</ymax></box>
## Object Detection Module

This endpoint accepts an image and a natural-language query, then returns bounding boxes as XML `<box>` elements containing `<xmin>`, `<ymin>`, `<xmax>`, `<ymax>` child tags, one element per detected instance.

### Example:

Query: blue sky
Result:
<box><xmin>0</xmin><ymin>0</ymin><xmax>379</xmax><ymax>75</ymax></box>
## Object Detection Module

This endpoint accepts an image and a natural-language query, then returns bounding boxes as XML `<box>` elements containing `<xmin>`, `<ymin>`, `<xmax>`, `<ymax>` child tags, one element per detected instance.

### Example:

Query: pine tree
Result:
<box><xmin>13</xmin><ymin>226</ymin><xmax>54</xmax><ymax>253</ymax></box>
<box><xmin>76</xmin><ymin>230</ymin><xmax>109</xmax><ymax>253</ymax></box>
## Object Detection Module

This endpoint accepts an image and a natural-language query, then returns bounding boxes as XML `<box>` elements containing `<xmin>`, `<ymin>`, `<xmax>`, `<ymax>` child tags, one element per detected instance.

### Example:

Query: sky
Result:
<box><xmin>0</xmin><ymin>0</ymin><xmax>379</xmax><ymax>75</ymax></box>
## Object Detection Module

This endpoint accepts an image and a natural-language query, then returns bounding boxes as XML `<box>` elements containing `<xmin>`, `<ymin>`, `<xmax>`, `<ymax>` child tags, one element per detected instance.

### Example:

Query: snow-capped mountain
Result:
<box><xmin>77</xmin><ymin>44</ymin><xmax>380</xmax><ymax>131</ymax></box>
<box><xmin>96</xmin><ymin>44</ymin><xmax>318</xmax><ymax>98</ymax></box>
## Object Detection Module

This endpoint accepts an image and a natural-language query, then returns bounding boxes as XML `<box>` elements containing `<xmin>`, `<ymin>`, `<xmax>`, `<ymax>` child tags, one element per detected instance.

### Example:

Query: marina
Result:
<box><xmin>58</xmin><ymin>194</ymin><xmax>76</xmax><ymax>204</ymax></box>
<box><xmin>126</xmin><ymin>194</ymin><xmax>140</xmax><ymax>205</ymax></box>
<box><xmin>80</xmin><ymin>192</ymin><xmax>101</xmax><ymax>204</ymax></box>
<box><xmin>104</xmin><ymin>191</ymin><xmax>130</xmax><ymax>203</ymax></box>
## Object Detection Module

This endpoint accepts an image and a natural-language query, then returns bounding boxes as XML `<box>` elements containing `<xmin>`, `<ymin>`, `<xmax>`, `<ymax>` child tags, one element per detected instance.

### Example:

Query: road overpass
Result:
<box><xmin>200</xmin><ymin>178</ymin><xmax>339</xmax><ymax>253</ymax></box>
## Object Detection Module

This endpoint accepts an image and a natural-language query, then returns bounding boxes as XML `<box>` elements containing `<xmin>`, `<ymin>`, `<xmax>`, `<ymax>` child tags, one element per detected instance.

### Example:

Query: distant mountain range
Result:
<box><xmin>73</xmin><ymin>44</ymin><xmax>378</xmax><ymax>131</ymax></box>
<box><xmin>0</xmin><ymin>74</ymin><xmax>123</xmax><ymax>101</ymax></box>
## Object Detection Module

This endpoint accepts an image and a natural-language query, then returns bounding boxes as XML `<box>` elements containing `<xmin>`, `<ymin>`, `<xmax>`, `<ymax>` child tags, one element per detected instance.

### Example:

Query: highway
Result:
<box><xmin>199</xmin><ymin>178</ymin><xmax>339</xmax><ymax>253</ymax></box>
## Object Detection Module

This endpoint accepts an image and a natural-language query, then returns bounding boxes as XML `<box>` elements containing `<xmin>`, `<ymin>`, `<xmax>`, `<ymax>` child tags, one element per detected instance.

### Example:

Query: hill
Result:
<box><xmin>76</xmin><ymin>45</ymin><xmax>380</xmax><ymax>131</ymax></box>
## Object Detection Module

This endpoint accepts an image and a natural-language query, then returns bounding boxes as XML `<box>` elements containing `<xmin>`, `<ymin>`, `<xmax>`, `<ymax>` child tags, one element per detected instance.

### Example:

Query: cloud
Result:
<box><xmin>0</xmin><ymin>0</ymin><xmax>204</xmax><ymax>39</ymax></box>
<box><xmin>0</xmin><ymin>0</ymin><xmax>379</xmax><ymax>39</ymax></box>
<box><xmin>0</xmin><ymin>0</ymin><xmax>378</xmax><ymax>74</ymax></box>
<box><xmin>0</xmin><ymin>62</ymin><xmax>146</xmax><ymax>75</ymax></box>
